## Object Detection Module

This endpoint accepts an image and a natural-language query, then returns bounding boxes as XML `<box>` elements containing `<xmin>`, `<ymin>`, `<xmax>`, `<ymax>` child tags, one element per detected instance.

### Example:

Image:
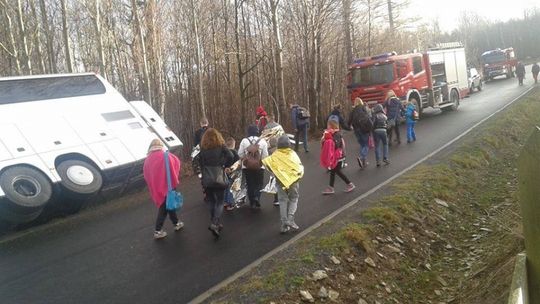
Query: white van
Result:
<box><xmin>0</xmin><ymin>73</ymin><xmax>182</xmax><ymax>223</ymax></box>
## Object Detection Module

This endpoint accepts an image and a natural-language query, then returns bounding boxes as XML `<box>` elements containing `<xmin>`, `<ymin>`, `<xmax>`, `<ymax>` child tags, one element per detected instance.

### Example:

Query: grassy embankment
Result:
<box><xmin>208</xmin><ymin>87</ymin><xmax>540</xmax><ymax>304</ymax></box>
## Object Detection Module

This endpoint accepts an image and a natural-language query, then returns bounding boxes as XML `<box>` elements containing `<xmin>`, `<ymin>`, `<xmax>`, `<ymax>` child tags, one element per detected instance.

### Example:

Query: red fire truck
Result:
<box><xmin>347</xmin><ymin>42</ymin><xmax>469</xmax><ymax>118</ymax></box>
<box><xmin>481</xmin><ymin>48</ymin><xmax>517</xmax><ymax>81</ymax></box>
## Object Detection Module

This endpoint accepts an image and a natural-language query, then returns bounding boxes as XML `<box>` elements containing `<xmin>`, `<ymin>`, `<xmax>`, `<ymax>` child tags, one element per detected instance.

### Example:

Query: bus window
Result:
<box><xmin>0</xmin><ymin>75</ymin><xmax>106</xmax><ymax>105</ymax></box>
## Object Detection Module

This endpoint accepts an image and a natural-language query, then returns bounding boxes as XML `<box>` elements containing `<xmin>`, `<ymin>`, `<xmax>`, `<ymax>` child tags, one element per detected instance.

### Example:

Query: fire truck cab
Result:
<box><xmin>481</xmin><ymin>48</ymin><xmax>517</xmax><ymax>81</ymax></box>
<box><xmin>347</xmin><ymin>42</ymin><xmax>469</xmax><ymax>118</ymax></box>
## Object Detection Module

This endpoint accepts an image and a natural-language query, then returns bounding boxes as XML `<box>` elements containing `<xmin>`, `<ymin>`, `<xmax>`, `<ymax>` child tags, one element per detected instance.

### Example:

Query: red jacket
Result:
<box><xmin>320</xmin><ymin>129</ymin><xmax>344</xmax><ymax>170</ymax></box>
<box><xmin>143</xmin><ymin>150</ymin><xmax>181</xmax><ymax>207</ymax></box>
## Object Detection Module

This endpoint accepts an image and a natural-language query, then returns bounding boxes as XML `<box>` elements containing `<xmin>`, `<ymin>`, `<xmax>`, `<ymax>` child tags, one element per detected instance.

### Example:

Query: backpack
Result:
<box><xmin>297</xmin><ymin>107</ymin><xmax>310</xmax><ymax>119</ymax></box>
<box><xmin>332</xmin><ymin>131</ymin><xmax>344</xmax><ymax>150</ymax></box>
<box><xmin>358</xmin><ymin>115</ymin><xmax>373</xmax><ymax>133</ymax></box>
<box><xmin>243</xmin><ymin>138</ymin><xmax>263</xmax><ymax>170</ymax></box>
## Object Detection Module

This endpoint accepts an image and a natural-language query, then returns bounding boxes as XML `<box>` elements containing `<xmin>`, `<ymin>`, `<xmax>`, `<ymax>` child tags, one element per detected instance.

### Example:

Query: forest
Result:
<box><xmin>1</xmin><ymin>0</ymin><xmax>539</xmax><ymax>155</ymax></box>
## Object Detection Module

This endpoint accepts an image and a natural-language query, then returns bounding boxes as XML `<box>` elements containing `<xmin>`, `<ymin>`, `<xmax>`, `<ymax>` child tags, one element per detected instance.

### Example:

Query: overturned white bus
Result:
<box><xmin>0</xmin><ymin>73</ymin><xmax>182</xmax><ymax>224</ymax></box>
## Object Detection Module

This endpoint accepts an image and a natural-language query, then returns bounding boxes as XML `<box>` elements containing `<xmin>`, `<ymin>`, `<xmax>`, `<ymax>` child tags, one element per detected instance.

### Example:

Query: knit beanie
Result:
<box><xmin>277</xmin><ymin>135</ymin><xmax>290</xmax><ymax>149</ymax></box>
<box><xmin>247</xmin><ymin>124</ymin><xmax>259</xmax><ymax>137</ymax></box>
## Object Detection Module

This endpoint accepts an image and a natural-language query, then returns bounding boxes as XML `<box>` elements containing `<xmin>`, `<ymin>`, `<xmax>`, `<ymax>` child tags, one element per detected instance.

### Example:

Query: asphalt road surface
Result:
<box><xmin>0</xmin><ymin>75</ymin><xmax>535</xmax><ymax>304</ymax></box>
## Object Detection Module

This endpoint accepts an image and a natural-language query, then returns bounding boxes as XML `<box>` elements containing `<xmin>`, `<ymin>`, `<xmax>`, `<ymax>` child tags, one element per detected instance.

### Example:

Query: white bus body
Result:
<box><xmin>0</xmin><ymin>73</ymin><xmax>182</xmax><ymax>223</ymax></box>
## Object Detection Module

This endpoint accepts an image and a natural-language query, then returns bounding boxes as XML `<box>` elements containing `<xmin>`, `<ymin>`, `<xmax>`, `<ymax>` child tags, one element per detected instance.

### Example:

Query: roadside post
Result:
<box><xmin>518</xmin><ymin>126</ymin><xmax>540</xmax><ymax>304</ymax></box>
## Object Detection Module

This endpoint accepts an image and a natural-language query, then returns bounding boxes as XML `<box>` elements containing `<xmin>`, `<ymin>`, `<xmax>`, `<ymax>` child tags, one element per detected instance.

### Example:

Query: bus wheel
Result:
<box><xmin>0</xmin><ymin>166</ymin><xmax>52</xmax><ymax>213</ymax></box>
<box><xmin>450</xmin><ymin>90</ymin><xmax>460</xmax><ymax>111</ymax></box>
<box><xmin>57</xmin><ymin>160</ymin><xmax>103</xmax><ymax>196</ymax></box>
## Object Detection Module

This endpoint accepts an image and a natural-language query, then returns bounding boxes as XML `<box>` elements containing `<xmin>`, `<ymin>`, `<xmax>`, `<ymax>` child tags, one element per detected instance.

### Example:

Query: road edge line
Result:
<box><xmin>190</xmin><ymin>86</ymin><xmax>534</xmax><ymax>304</ymax></box>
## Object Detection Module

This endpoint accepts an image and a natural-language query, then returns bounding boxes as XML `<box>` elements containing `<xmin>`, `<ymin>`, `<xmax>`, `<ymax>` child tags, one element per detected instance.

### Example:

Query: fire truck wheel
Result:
<box><xmin>450</xmin><ymin>90</ymin><xmax>460</xmax><ymax>111</ymax></box>
<box><xmin>57</xmin><ymin>160</ymin><xmax>103</xmax><ymax>196</ymax></box>
<box><xmin>0</xmin><ymin>166</ymin><xmax>53</xmax><ymax>212</ymax></box>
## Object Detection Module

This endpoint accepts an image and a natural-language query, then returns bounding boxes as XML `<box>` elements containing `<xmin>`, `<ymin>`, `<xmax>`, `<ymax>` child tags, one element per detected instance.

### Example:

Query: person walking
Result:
<box><xmin>256</xmin><ymin>106</ymin><xmax>268</xmax><ymax>134</ymax></box>
<box><xmin>404</xmin><ymin>100</ymin><xmax>418</xmax><ymax>143</ymax></box>
<box><xmin>348</xmin><ymin>97</ymin><xmax>373</xmax><ymax>169</ymax></box>
<box><xmin>327</xmin><ymin>104</ymin><xmax>351</xmax><ymax>130</ymax></box>
<box><xmin>372</xmin><ymin>104</ymin><xmax>390</xmax><ymax>167</ymax></box>
<box><xmin>291</xmin><ymin>103</ymin><xmax>310</xmax><ymax>152</ymax></box>
<box><xmin>532</xmin><ymin>63</ymin><xmax>539</xmax><ymax>84</ymax></box>
<box><xmin>261</xmin><ymin>113</ymin><xmax>285</xmax><ymax>206</ymax></box>
<box><xmin>194</xmin><ymin>117</ymin><xmax>209</xmax><ymax>147</ymax></box>
<box><xmin>223</xmin><ymin>137</ymin><xmax>240</xmax><ymax>211</ymax></box>
<box><xmin>262</xmin><ymin>135</ymin><xmax>304</xmax><ymax>233</ymax></box>
<box><xmin>384</xmin><ymin>90</ymin><xmax>404</xmax><ymax>145</ymax></box>
<box><xmin>199</xmin><ymin>128</ymin><xmax>234</xmax><ymax>238</ymax></box>
<box><xmin>320</xmin><ymin>120</ymin><xmax>355</xmax><ymax>194</ymax></box>
<box><xmin>238</xmin><ymin>125</ymin><xmax>269</xmax><ymax>208</ymax></box>
<box><xmin>516</xmin><ymin>62</ymin><xmax>526</xmax><ymax>86</ymax></box>
<box><xmin>143</xmin><ymin>139</ymin><xmax>184</xmax><ymax>240</ymax></box>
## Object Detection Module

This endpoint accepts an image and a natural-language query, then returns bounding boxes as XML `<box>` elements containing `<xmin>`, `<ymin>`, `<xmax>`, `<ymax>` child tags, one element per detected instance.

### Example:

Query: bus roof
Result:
<box><xmin>0</xmin><ymin>72</ymin><xmax>97</xmax><ymax>82</ymax></box>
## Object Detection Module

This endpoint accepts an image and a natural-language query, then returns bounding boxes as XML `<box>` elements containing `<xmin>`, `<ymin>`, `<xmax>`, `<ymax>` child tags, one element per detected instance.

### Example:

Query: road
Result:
<box><xmin>0</xmin><ymin>75</ymin><xmax>535</xmax><ymax>304</ymax></box>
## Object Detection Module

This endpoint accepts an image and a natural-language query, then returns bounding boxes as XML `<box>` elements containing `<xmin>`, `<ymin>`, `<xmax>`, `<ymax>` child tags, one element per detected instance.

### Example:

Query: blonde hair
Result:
<box><xmin>327</xmin><ymin>119</ymin><xmax>339</xmax><ymax>130</ymax></box>
<box><xmin>354</xmin><ymin>97</ymin><xmax>364</xmax><ymax>107</ymax></box>
<box><xmin>147</xmin><ymin>138</ymin><xmax>164</xmax><ymax>154</ymax></box>
<box><xmin>386</xmin><ymin>90</ymin><xmax>396</xmax><ymax>100</ymax></box>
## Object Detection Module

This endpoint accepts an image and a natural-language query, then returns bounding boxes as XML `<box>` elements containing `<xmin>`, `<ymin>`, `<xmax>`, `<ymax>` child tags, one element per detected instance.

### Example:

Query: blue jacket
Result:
<box><xmin>404</xmin><ymin>103</ymin><xmax>416</xmax><ymax>124</ymax></box>
<box><xmin>291</xmin><ymin>105</ymin><xmax>309</xmax><ymax>129</ymax></box>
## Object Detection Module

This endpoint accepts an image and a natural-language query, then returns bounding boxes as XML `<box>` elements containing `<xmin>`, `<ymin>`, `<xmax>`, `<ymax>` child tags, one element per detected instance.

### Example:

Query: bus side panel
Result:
<box><xmin>88</xmin><ymin>139</ymin><xmax>135</xmax><ymax>168</ymax></box>
<box><xmin>39</xmin><ymin>146</ymin><xmax>104</xmax><ymax>180</ymax></box>
<box><xmin>128</xmin><ymin>101</ymin><xmax>183</xmax><ymax>149</ymax></box>
<box><xmin>0</xmin><ymin>139</ymin><xmax>12</xmax><ymax>162</ymax></box>
<box><xmin>0</xmin><ymin>124</ymin><xmax>35</xmax><ymax>158</ymax></box>
<box><xmin>17</xmin><ymin>120</ymin><xmax>83</xmax><ymax>153</ymax></box>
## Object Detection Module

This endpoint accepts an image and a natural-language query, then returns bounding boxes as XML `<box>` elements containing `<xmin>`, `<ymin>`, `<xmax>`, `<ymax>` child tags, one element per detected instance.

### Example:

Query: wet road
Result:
<box><xmin>0</xmin><ymin>75</ymin><xmax>535</xmax><ymax>304</ymax></box>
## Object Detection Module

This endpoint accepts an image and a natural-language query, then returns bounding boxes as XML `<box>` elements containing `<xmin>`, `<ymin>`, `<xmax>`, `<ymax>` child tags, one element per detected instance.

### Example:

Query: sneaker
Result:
<box><xmin>280</xmin><ymin>225</ymin><xmax>290</xmax><ymax>234</ymax></box>
<box><xmin>273</xmin><ymin>201</ymin><xmax>280</xmax><ymax>206</ymax></box>
<box><xmin>288</xmin><ymin>222</ymin><xmax>300</xmax><ymax>230</ymax></box>
<box><xmin>154</xmin><ymin>230</ymin><xmax>167</xmax><ymax>239</ymax></box>
<box><xmin>362</xmin><ymin>159</ymin><xmax>369</xmax><ymax>168</ymax></box>
<box><xmin>322</xmin><ymin>187</ymin><xmax>335</xmax><ymax>195</ymax></box>
<box><xmin>344</xmin><ymin>183</ymin><xmax>356</xmax><ymax>193</ymax></box>
<box><xmin>174</xmin><ymin>222</ymin><xmax>184</xmax><ymax>231</ymax></box>
<box><xmin>376</xmin><ymin>162</ymin><xmax>381</xmax><ymax>167</ymax></box>
<box><xmin>208</xmin><ymin>224</ymin><xmax>220</xmax><ymax>238</ymax></box>
<box><xmin>356</xmin><ymin>156</ymin><xmax>363</xmax><ymax>168</ymax></box>
<box><xmin>383</xmin><ymin>158</ymin><xmax>390</xmax><ymax>165</ymax></box>
<box><xmin>255</xmin><ymin>200</ymin><xmax>261</xmax><ymax>208</ymax></box>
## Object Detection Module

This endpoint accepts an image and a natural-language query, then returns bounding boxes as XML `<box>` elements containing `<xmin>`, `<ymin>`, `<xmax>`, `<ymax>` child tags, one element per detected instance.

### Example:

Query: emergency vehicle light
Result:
<box><xmin>371</xmin><ymin>52</ymin><xmax>397</xmax><ymax>60</ymax></box>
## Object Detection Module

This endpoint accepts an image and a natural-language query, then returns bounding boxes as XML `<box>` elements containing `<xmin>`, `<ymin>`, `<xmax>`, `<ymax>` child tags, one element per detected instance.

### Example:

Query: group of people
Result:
<box><xmin>142</xmin><ymin>93</ymin><xmax>418</xmax><ymax>240</ymax></box>
<box><xmin>516</xmin><ymin>61</ymin><xmax>540</xmax><ymax>86</ymax></box>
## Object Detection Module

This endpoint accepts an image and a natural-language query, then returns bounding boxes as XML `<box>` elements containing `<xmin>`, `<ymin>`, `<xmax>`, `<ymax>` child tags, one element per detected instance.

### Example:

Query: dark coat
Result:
<box><xmin>199</xmin><ymin>146</ymin><xmax>234</xmax><ymax>169</ymax></box>
<box><xmin>194</xmin><ymin>126</ymin><xmax>208</xmax><ymax>147</ymax></box>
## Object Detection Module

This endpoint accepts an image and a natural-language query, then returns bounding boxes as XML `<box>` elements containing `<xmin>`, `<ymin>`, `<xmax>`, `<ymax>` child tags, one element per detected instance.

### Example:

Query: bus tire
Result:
<box><xmin>0</xmin><ymin>166</ymin><xmax>52</xmax><ymax>212</ymax></box>
<box><xmin>57</xmin><ymin>160</ymin><xmax>103</xmax><ymax>195</ymax></box>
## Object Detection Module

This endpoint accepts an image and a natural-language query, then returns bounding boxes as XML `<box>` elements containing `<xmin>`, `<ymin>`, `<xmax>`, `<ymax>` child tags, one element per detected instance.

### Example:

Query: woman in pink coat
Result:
<box><xmin>143</xmin><ymin>139</ymin><xmax>184</xmax><ymax>239</ymax></box>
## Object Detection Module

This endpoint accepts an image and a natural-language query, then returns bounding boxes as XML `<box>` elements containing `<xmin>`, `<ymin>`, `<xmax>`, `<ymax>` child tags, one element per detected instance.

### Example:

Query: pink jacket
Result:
<box><xmin>143</xmin><ymin>150</ymin><xmax>181</xmax><ymax>207</ymax></box>
<box><xmin>320</xmin><ymin>129</ymin><xmax>344</xmax><ymax>170</ymax></box>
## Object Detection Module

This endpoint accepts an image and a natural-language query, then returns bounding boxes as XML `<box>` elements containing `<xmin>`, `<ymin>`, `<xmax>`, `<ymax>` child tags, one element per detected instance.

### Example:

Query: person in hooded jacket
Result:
<box><xmin>383</xmin><ymin>90</ymin><xmax>404</xmax><ymax>145</ymax></box>
<box><xmin>404</xmin><ymin>101</ymin><xmax>417</xmax><ymax>143</ymax></box>
<box><xmin>372</xmin><ymin>104</ymin><xmax>390</xmax><ymax>167</ymax></box>
<box><xmin>256</xmin><ymin>106</ymin><xmax>268</xmax><ymax>133</ymax></box>
<box><xmin>291</xmin><ymin>103</ymin><xmax>310</xmax><ymax>152</ymax></box>
<box><xmin>348</xmin><ymin>97</ymin><xmax>372</xmax><ymax>169</ymax></box>
<box><xmin>143</xmin><ymin>139</ymin><xmax>184</xmax><ymax>240</ymax></box>
<box><xmin>238</xmin><ymin>125</ymin><xmax>269</xmax><ymax>208</ymax></box>
<box><xmin>199</xmin><ymin>128</ymin><xmax>234</xmax><ymax>238</ymax></box>
<box><xmin>320</xmin><ymin>120</ymin><xmax>355</xmax><ymax>194</ymax></box>
<box><xmin>327</xmin><ymin>104</ymin><xmax>351</xmax><ymax>131</ymax></box>
<box><xmin>532</xmin><ymin>63</ymin><xmax>539</xmax><ymax>84</ymax></box>
<box><xmin>516</xmin><ymin>62</ymin><xmax>526</xmax><ymax>86</ymax></box>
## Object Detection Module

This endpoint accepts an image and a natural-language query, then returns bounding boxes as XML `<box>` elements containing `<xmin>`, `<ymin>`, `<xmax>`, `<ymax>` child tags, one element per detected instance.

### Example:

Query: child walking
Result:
<box><xmin>224</xmin><ymin>137</ymin><xmax>240</xmax><ymax>211</ymax></box>
<box><xmin>405</xmin><ymin>100</ymin><xmax>417</xmax><ymax>143</ymax></box>
<box><xmin>320</xmin><ymin>120</ymin><xmax>355</xmax><ymax>195</ymax></box>
<box><xmin>262</xmin><ymin>135</ymin><xmax>304</xmax><ymax>233</ymax></box>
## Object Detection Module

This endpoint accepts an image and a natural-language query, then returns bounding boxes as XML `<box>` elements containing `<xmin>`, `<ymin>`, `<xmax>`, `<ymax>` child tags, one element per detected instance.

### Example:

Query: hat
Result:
<box><xmin>373</xmin><ymin>104</ymin><xmax>384</xmax><ymax>113</ymax></box>
<box><xmin>277</xmin><ymin>135</ymin><xmax>290</xmax><ymax>149</ymax></box>
<box><xmin>247</xmin><ymin>124</ymin><xmax>259</xmax><ymax>137</ymax></box>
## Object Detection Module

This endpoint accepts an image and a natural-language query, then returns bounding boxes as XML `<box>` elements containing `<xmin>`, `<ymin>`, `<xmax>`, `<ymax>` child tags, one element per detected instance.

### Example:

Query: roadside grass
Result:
<box><xmin>208</xmin><ymin>87</ymin><xmax>539</xmax><ymax>304</ymax></box>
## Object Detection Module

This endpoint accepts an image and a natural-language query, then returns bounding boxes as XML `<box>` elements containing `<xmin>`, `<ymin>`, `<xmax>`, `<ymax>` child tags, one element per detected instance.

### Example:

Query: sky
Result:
<box><xmin>406</xmin><ymin>0</ymin><xmax>539</xmax><ymax>32</ymax></box>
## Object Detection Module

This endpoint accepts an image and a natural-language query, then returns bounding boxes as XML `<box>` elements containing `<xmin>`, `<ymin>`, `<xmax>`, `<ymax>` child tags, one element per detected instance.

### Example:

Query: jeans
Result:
<box><xmin>224</xmin><ymin>176</ymin><xmax>234</xmax><ymax>205</ymax></box>
<box><xmin>277</xmin><ymin>182</ymin><xmax>300</xmax><ymax>227</ymax></box>
<box><xmin>354</xmin><ymin>130</ymin><xmax>369</xmax><ymax>161</ymax></box>
<box><xmin>373</xmin><ymin>128</ymin><xmax>389</xmax><ymax>162</ymax></box>
<box><xmin>407</xmin><ymin>121</ymin><xmax>416</xmax><ymax>142</ymax></box>
<box><xmin>329</xmin><ymin>161</ymin><xmax>351</xmax><ymax>187</ymax></box>
<box><xmin>155</xmin><ymin>201</ymin><xmax>179</xmax><ymax>231</ymax></box>
<box><xmin>243</xmin><ymin>169</ymin><xmax>264</xmax><ymax>205</ymax></box>
<box><xmin>206</xmin><ymin>188</ymin><xmax>225</xmax><ymax>225</ymax></box>
<box><xmin>294</xmin><ymin>125</ymin><xmax>309</xmax><ymax>152</ymax></box>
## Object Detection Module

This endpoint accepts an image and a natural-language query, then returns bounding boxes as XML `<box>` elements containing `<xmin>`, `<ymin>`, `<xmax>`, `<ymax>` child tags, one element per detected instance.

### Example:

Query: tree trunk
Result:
<box><xmin>16</xmin><ymin>0</ymin><xmax>32</xmax><ymax>73</ymax></box>
<box><xmin>0</xmin><ymin>1</ymin><xmax>22</xmax><ymax>75</ymax></box>
<box><xmin>235</xmin><ymin>0</ymin><xmax>247</xmax><ymax>128</ymax></box>
<box><xmin>92</xmin><ymin>0</ymin><xmax>106</xmax><ymax>77</ymax></box>
<box><xmin>130</xmin><ymin>0</ymin><xmax>152</xmax><ymax>105</ymax></box>
<box><xmin>29</xmin><ymin>0</ymin><xmax>46</xmax><ymax>74</ymax></box>
<box><xmin>60</xmin><ymin>0</ymin><xmax>73</xmax><ymax>73</ymax></box>
<box><xmin>39</xmin><ymin>0</ymin><xmax>56</xmax><ymax>73</ymax></box>
<box><xmin>269</xmin><ymin>0</ymin><xmax>286</xmax><ymax>123</ymax></box>
<box><xmin>190</xmin><ymin>0</ymin><xmax>206</xmax><ymax>119</ymax></box>
<box><xmin>342</xmin><ymin>0</ymin><xmax>353</xmax><ymax>64</ymax></box>
<box><xmin>387</xmin><ymin>0</ymin><xmax>394</xmax><ymax>33</ymax></box>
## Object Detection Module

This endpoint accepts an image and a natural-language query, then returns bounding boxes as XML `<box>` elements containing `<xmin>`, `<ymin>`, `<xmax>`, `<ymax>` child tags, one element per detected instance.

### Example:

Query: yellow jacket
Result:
<box><xmin>262</xmin><ymin>148</ymin><xmax>304</xmax><ymax>190</ymax></box>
